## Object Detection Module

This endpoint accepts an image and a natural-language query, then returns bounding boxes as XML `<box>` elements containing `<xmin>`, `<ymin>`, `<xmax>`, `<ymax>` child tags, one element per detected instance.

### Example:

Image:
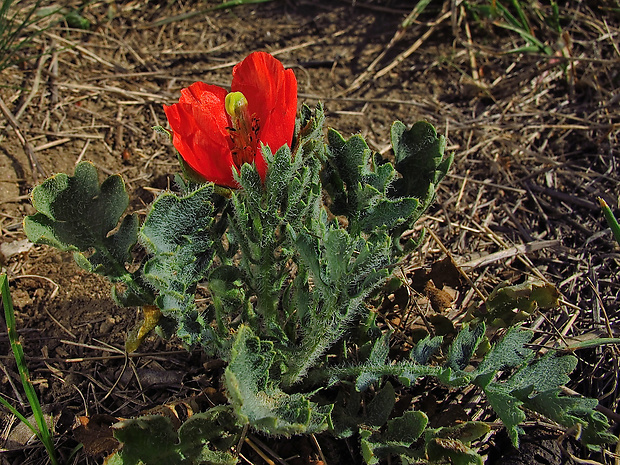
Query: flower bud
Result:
<box><xmin>225</xmin><ymin>92</ymin><xmax>249</xmax><ymax>119</ymax></box>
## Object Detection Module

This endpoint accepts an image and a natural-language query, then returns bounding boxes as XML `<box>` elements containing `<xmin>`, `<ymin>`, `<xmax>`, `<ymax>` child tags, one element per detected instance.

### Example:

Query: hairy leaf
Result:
<box><xmin>177</xmin><ymin>407</ymin><xmax>242</xmax><ymax>464</ymax></box>
<box><xmin>111</xmin><ymin>415</ymin><xmax>182</xmax><ymax>465</ymax></box>
<box><xmin>140</xmin><ymin>183</ymin><xmax>216</xmax><ymax>346</ymax></box>
<box><xmin>23</xmin><ymin>161</ymin><xmax>151</xmax><ymax>305</ymax></box>
<box><xmin>366</xmin><ymin>382</ymin><xmax>396</xmax><ymax>427</ymax></box>
<box><xmin>473</xmin><ymin>331</ymin><xmax>614</xmax><ymax>448</ymax></box>
<box><xmin>285</xmin><ymin>224</ymin><xmax>392</xmax><ymax>386</ymax></box>
<box><xmin>355</xmin><ymin>333</ymin><xmax>391</xmax><ymax>391</ymax></box>
<box><xmin>391</xmin><ymin>121</ymin><xmax>452</xmax><ymax>200</ymax></box>
<box><xmin>227</xmin><ymin>138</ymin><xmax>323</xmax><ymax>337</ymax></box>
<box><xmin>473</xmin><ymin>326</ymin><xmax>533</xmax><ymax>387</ymax></box>
<box><xmin>481</xmin><ymin>280</ymin><xmax>560</xmax><ymax>327</ymax></box>
<box><xmin>359</xmin><ymin>410</ymin><xmax>429</xmax><ymax>465</ymax></box>
<box><xmin>108</xmin><ymin>407</ymin><xmax>241</xmax><ymax>465</ymax></box>
<box><xmin>446</xmin><ymin>323</ymin><xmax>485</xmax><ymax>371</ymax></box>
<box><xmin>410</xmin><ymin>334</ymin><xmax>444</xmax><ymax>365</ymax></box>
<box><xmin>316</xmin><ymin>321</ymin><xmax>615</xmax><ymax>453</ymax></box>
<box><xmin>424</xmin><ymin>423</ymin><xmax>490</xmax><ymax>465</ymax></box>
<box><xmin>224</xmin><ymin>326</ymin><xmax>331</xmax><ymax>436</ymax></box>
<box><xmin>323</xmin><ymin>128</ymin><xmax>422</xmax><ymax>236</ymax></box>
<box><xmin>385</xmin><ymin>410</ymin><xmax>429</xmax><ymax>444</ymax></box>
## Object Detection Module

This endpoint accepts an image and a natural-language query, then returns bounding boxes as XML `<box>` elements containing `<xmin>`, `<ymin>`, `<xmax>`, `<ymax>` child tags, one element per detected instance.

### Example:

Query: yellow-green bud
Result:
<box><xmin>225</xmin><ymin>92</ymin><xmax>249</xmax><ymax>118</ymax></box>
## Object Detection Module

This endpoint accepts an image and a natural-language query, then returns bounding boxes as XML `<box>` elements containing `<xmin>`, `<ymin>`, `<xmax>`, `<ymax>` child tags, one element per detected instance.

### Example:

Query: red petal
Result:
<box><xmin>164</xmin><ymin>83</ymin><xmax>238</xmax><ymax>187</ymax></box>
<box><xmin>231</xmin><ymin>52</ymin><xmax>297</xmax><ymax>179</ymax></box>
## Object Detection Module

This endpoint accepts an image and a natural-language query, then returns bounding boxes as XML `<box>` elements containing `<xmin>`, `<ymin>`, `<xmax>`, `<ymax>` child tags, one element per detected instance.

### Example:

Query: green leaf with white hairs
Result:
<box><xmin>391</xmin><ymin>120</ymin><xmax>453</xmax><ymax>202</ymax></box>
<box><xmin>177</xmin><ymin>407</ymin><xmax>242</xmax><ymax>464</ymax></box>
<box><xmin>24</xmin><ymin>162</ymin><xmax>133</xmax><ymax>273</ymax></box>
<box><xmin>224</xmin><ymin>326</ymin><xmax>332</xmax><ymax>436</ymax></box>
<box><xmin>24</xmin><ymin>161</ymin><xmax>152</xmax><ymax>306</ymax></box>
<box><xmin>366</xmin><ymin>382</ymin><xmax>396</xmax><ymax>427</ymax></box>
<box><xmin>109</xmin><ymin>406</ymin><xmax>241</xmax><ymax>465</ymax></box>
<box><xmin>425</xmin><ymin>423</ymin><xmax>490</xmax><ymax>465</ymax></box>
<box><xmin>445</xmin><ymin>323</ymin><xmax>485</xmax><ymax>371</ymax></box>
<box><xmin>112</xmin><ymin>415</ymin><xmax>181</xmax><ymax>465</ymax></box>
<box><xmin>410</xmin><ymin>334</ymin><xmax>444</xmax><ymax>364</ymax></box>
<box><xmin>140</xmin><ymin>183</ymin><xmax>217</xmax><ymax>346</ymax></box>
<box><xmin>470</xmin><ymin>327</ymin><xmax>614</xmax><ymax>448</ymax></box>
<box><xmin>323</xmin><ymin>128</ymin><xmax>422</xmax><ymax>236</ymax></box>
<box><xmin>358</xmin><ymin>409</ymin><xmax>430</xmax><ymax>464</ymax></box>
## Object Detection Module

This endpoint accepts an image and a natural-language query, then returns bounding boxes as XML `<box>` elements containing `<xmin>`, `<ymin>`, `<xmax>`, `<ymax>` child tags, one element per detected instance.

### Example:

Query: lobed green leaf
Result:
<box><xmin>391</xmin><ymin>120</ymin><xmax>452</xmax><ymax>200</ymax></box>
<box><xmin>23</xmin><ymin>161</ymin><xmax>151</xmax><ymax>305</ymax></box>
<box><xmin>109</xmin><ymin>407</ymin><xmax>241</xmax><ymax>465</ymax></box>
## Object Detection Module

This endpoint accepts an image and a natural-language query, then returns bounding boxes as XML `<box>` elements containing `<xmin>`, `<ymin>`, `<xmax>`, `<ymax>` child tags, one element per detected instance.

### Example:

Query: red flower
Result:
<box><xmin>163</xmin><ymin>52</ymin><xmax>297</xmax><ymax>188</ymax></box>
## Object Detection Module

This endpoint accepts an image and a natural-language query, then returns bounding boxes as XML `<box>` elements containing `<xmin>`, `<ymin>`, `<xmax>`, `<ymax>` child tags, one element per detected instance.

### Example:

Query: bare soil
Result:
<box><xmin>0</xmin><ymin>1</ymin><xmax>618</xmax><ymax>464</ymax></box>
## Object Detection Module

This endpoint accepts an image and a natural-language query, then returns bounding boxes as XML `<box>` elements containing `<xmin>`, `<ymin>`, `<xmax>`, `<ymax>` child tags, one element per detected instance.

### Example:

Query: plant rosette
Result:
<box><xmin>24</xmin><ymin>52</ymin><xmax>615</xmax><ymax>465</ymax></box>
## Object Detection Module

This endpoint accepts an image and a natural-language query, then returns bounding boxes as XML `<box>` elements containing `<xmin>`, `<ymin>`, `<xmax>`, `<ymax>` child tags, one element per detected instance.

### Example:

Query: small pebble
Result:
<box><xmin>99</xmin><ymin>317</ymin><xmax>115</xmax><ymax>334</ymax></box>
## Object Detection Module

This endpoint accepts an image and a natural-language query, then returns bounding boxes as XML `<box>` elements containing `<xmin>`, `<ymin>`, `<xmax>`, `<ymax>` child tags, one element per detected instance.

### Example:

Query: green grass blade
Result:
<box><xmin>493</xmin><ymin>21</ymin><xmax>551</xmax><ymax>53</ymax></box>
<box><xmin>509</xmin><ymin>0</ymin><xmax>531</xmax><ymax>32</ymax></box>
<box><xmin>0</xmin><ymin>0</ymin><xmax>64</xmax><ymax>72</ymax></box>
<box><xmin>0</xmin><ymin>274</ymin><xmax>59</xmax><ymax>465</ymax></box>
<box><xmin>401</xmin><ymin>0</ymin><xmax>432</xmax><ymax>28</ymax></box>
<box><xmin>598</xmin><ymin>198</ymin><xmax>620</xmax><ymax>246</ymax></box>
<box><xmin>494</xmin><ymin>0</ymin><xmax>522</xmax><ymax>29</ymax></box>
<box><xmin>0</xmin><ymin>394</ymin><xmax>38</xmax><ymax>435</ymax></box>
<box><xmin>549</xmin><ymin>1</ymin><xmax>561</xmax><ymax>33</ymax></box>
